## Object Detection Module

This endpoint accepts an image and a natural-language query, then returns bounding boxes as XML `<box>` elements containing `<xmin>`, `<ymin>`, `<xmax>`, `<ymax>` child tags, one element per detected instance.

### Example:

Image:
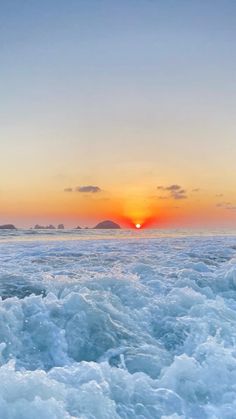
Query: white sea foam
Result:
<box><xmin>0</xmin><ymin>232</ymin><xmax>236</xmax><ymax>418</ymax></box>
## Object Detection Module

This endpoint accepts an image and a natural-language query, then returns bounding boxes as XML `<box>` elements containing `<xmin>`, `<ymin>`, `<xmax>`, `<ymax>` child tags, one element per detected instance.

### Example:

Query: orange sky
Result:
<box><xmin>1</xmin><ymin>183</ymin><xmax>236</xmax><ymax>228</ymax></box>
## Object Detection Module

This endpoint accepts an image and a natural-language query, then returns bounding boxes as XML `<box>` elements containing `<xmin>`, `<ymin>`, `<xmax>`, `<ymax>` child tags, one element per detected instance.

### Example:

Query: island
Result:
<box><xmin>34</xmin><ymin>224</ymin><xmax>56</xmax><ymax>229</ymax></box>
<box><xmin>0</xmin><ymin>224</ymin><xmax>17</xmax><ymax>230</ymax></box>
<box><xmin>94</xmin><ymin>220</ymin><xmax>121</xmax><ymax>229</ymax></box>
<box><xmin>57</xmin><ymin>224</ymin><xmax>64</xmax><ymax>229</ymax></box>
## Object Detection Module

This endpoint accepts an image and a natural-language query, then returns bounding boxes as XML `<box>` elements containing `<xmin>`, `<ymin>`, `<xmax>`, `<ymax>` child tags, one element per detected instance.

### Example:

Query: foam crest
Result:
<box><xmin>0</xmin><ymin>234</ymin><xmax>236</xmax><ymax>417</ymax></box>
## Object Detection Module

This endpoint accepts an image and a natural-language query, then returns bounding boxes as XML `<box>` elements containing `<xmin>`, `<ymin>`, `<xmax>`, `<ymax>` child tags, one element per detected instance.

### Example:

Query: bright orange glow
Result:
<box><xmin>2</xmin><ymin>180</ymin><xmax>236</xmax><ymax>229</ymax></box>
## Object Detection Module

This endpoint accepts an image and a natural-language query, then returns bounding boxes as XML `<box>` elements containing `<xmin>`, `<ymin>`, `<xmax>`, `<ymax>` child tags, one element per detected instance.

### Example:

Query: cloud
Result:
<box><xmin>192</xmin><ymin>188</ymin><xmax>200</xmax><ymax>192</ymax></box>
<box><xmin>64</xmin><ymin>185</ymin><xmax>102</xmax><ymax>194</ymax></box>
<box><xmin>166</xmin><ymin>184</ymin><xmax>183</xmax><ymax>191</ymax></box>
<box><xmin>172</xmin><ymin>191</ymin><xmax>187</xmax><ymax>200</ymax></box>
<box><xmin>216</xmin><ymin>193</ymin><xmax>224</xmax><ymax>198</ymax></box>
<box><xmin>76</xmin><ymin>185</ymin><xmax>101</xmax><ymax>194</ymax></box>
<box><xmin>157</xmin><ymin>184</ymin><xmax>181</xmax><ymax>191</ymax></box>
<box><xmin>157</xmin><ymin>184</ymin><xmax>187</xmax><ymax>200</ymax></box>
<box><xmin>216</xmin><ymin>202</ymin><xmax>236</xmax><ymax>210</ymax></box>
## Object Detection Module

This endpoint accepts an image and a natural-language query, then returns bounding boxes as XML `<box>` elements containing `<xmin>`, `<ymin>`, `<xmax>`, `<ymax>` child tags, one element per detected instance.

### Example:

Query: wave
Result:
<box><xmin>0</xmin><ymin>235</ymin><xmax>236</xmax><ymax>417</ymax></box>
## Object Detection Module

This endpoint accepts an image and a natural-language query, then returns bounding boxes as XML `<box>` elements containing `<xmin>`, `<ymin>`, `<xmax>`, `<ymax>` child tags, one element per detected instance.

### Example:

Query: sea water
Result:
<box><xmin>0</xmin><ymin>229</ymin><xmax>236</xmax><ymax>418</ymax></box>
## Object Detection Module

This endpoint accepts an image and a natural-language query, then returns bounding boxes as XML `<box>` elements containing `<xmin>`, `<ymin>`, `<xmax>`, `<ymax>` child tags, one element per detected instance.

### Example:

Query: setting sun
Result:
<box><xmin>135</xmin><ymin>223</ymin><xmax>141</xmax><ymax>229</ymax></box>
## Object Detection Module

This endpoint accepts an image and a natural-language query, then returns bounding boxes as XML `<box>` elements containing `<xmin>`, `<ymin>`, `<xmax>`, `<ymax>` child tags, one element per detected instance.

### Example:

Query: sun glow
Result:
<box><xmin>135</xmin><ymin>223</ymin><xmax>141</xmax><ymax>229</ymax></box>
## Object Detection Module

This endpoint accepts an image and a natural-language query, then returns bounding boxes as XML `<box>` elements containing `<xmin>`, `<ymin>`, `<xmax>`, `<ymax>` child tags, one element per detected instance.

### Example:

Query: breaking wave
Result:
<box><xmin>0</xmin><ymin>231</ymin><xmax>236</xmax><ymax>418</ymax></box>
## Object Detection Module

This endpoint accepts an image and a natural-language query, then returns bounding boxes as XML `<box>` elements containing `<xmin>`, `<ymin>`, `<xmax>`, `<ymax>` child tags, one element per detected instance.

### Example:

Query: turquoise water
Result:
<box><xmin>1</xmin><ymin>228</ymin><xmax>236</xmax><ymax>242</ymax></box>
<box><xmin>0</xmin><ymin>230</ymin><xmax>236</xmax><ymax>418</ymax></box>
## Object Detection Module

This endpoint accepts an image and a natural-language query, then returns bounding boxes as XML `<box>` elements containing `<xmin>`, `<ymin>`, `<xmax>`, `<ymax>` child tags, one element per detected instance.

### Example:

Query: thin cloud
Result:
<box><xmin>216</xmin><ymin>202</ymin><xmax>236</xmax><ymax>210</ymax></box>
<box><xmin>216</xmin><ymin>193</ymin><xmax>224</xmax><ymax>198</ymax></box>
<box><xmin>166</xmin><ymin>184</ymin><xmax>182</xmax><ymax>191</ymax></box>
<box><xmin>172</xmin><ymin>191</ymin><xmax>187</xmax><ymax>200</ymax></box>
<box><xmin>64</xmin><ymin>187</ymin><xmax>73</xmax><ymax>192</ymax></box>
<box><xmin>192</xmin><ymin>188</ymin><xmax>200</xmax><ymax>192</ymax></box>
<box><xmin>76</xmin><ymin>185</ymin><xmax>101</xmax><ymax>193</ymax></box>
<box><xmin>157</xmin><ymin>184</ymin><xmax>187</xmax><ymax>200</ymax></box>
<box><xmin>157</xmin><ymin>184</ymin><xmax>181</xmax><ymax>191</ymax></box>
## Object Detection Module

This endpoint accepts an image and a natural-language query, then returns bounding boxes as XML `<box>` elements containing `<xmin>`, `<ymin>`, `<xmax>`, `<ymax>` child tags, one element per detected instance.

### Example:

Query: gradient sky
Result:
<box><xmin>1</xmin><ymin>0</ymin><xmax>236</xmax><ymax>228</ymax></box>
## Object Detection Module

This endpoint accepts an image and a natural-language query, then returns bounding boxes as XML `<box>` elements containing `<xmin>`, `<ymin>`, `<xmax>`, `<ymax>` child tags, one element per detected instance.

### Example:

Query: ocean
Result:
<box><xmin>0</xmin><ymin>229</ymin><xmax>236</xmax><ymax>418</ymax></box>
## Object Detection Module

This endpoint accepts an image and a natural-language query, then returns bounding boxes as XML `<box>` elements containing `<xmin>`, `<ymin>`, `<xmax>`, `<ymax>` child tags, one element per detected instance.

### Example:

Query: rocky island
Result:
<box><xmin>0</xmin><ymin>224</ymin><xmax>17</xmax><ymax>230</ymax></box>
<box><xmin>94</xmin><ymin>220</ymin><xmax>121</xmax><ymax>229</ymax></box>
<box><xmin>34</xmin><ymin>225</ymin><xmax>56</xmax><ymax>229</ymax></box>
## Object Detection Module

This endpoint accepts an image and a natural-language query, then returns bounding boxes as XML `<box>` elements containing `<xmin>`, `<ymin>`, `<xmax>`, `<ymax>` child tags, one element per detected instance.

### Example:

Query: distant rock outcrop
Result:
<box><xmin>94</xmin><ymin>220</ymin><xmax>121</xmax><ymax>229</ymax></box>
<box><xmin>75</xmin><ymin>225</ymin><xmax>82</xmax><ymax>229</ymax></box>
<box><xmin>0</xmin><ymin>224</ymin><xmax>16</xmax><ymax>230</ymax></box>
<box><xmin>57</xmin><ymin>224</ymin><xmax>64</xmax><ymax>229</ymax></box>
<box><xmin>34</xmin><ymin>224</ymin><xmax>55</xmax><ymax>229</ymax></box>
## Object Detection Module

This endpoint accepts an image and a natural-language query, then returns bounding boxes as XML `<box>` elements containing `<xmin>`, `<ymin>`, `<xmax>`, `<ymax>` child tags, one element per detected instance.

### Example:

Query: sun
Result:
<box><xmin>135</xmin><ymin>223</ymin><xmax>141</xmax><ymax>229</ymax></box>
